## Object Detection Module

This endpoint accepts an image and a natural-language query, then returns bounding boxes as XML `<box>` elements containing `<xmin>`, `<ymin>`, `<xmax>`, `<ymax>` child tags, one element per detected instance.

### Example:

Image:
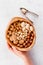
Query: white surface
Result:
<box><xmin>0</xmin><ymin>0</ymin><xmax>43</xmax><ymax>65</ymax></box>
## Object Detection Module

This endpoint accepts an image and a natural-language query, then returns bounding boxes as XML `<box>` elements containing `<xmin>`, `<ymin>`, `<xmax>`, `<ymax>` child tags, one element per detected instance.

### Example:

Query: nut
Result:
<box><xmin>19</xmin><ymin>39</ymin><xmax>24</xmax><ymax>44</ymax></box>
<box><xmin>7</xmin><ymin>31</ymin><xmax>12</xmax><ymax>35</ymax></box>
<box><xmin>27</xmin><ymin>43</ymin><xmax>30</xmax><ymax>47</ymax></box>
<box><xmin>30</xmin><ymin>40</ymin><xmax>32</xmax><ymax>43</ymax></box>
<box><xmin>7</xmin><ymin>35</ymin><xmax>10</xmax><ymax>39</ymax></box>
<box><xmin>30</xmin><ymin>26</ymin><xmax>33</xmax><ymax>31</ymax></box>
<box><xmin>13</xmin><ymin>40</ymin><xmax>18</xmax><ymax>44</ymax></box>
<box><xmin>31</xmin><ymin>36</ymin><xmax>33</xmax><ymax>40</ymax></box>
<box><xmin>25</xmin><ymin>24</ymin><xmax>30</xmax><ymax>30</ymax></box>
<box><xmin>17</xmin><ymin>44</ymin><xmax>20</xmax><ymax>47</ymax></box>
<box><xmin>27</xmin><ymin>35</ymin><xmax>30</xmax><ymax>39</ymax></box>
<box><xmin>20</xmin><ymin>45</ymin><xmax>23</xmax><ymax>48</ymax></box>
<box><xmin>25</xmin><ymin>45</ymin><xmax>28</xmax><ymax>48</ymax></box>
<box><xmin>23</xmin><ymin>43</ymin><xmax>26</xmax><ymax>46</ymax></box>
<box><xmin>10</xmin><ymin>36</ymin><xmax>13</xmax><ymax>41</ymax></box>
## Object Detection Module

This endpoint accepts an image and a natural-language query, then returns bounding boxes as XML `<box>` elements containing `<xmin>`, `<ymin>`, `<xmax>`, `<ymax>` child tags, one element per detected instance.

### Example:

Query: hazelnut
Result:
<box><xmin>31</xmin><ymin>33</ymin><xmax>34</xmax><ymax>37</ymax></box>
<box><xmin>17</xmin><ymin>44</ymin><xmax>20</xmax><ymax>47</ymax></box>
<box><xmin>10</xmin><ymin>28</ymin><xmax>13</xmax><ymax>31</ymax></box>
<box><xmin>20</xmin><ymin>45</ymin><xmax>23</xmax><ymax>48</ymax></box>
<box><xmin>26</xmin><ymin>40</ymin><xmax>28</xmax><ymax>44</ymax></box>
<box><xmin>30</xmin><ymin>40</ymin><xmax>32</xmax><ymax>43</ymax></box>
<box><xmin>27</xmin><ymin>43</ymin><xmax>30</xmax><ymax>47</ymax></box>
<box><xmin>25</xmin><ymin>45</ymin><xmax>28</xmax><ymax>48</ymax></box>
<box><xmin>13</xmin><ymin>40</ymin><xmax>18</xmax><ymax>44</ymax></box>
<box><xmin>27</xmin><ymin>35</ymin><xmax>30</xmax><ymax>39</ymax></box>
<box><xmin>11</xmin><ymin>25</ymin><xmax>14</xmax><ymax>28</ymax></box>
<box><xmin>11</xmin><ymin>23</ymin><xmax>14</xmax><ymax>25</ymax></box>
<box><xmin>7</xmin><ymin>35</ymin><xmax>10</xmax><ymax>39</ymax></box>
<box><xmin>19</xmin><ymin>26</ymin><xmax>21</xmax><ymax>30</ymax></box>
<box><xmin>19</xmin><ymin>39</ymin><xmax>24</xmax><ymax>44</ymax></box>
<box><xmin>23</xmin><ymin>43</ymin><xmax>26</xmax><ymax>46</ymax></box>
<box><xmin>31</xmin><ymin>36</ymin><xmax>33</xmax><ymax>40</ymax></box>
<box><xmin>10</xmin><ymin>36</ymin><xmax>13</xmax><ymax>41</ymax></box>
<box><xmin>7</xmin><ymin>31</ymin><xmax>11</xmax><ymax>35</ymax></box>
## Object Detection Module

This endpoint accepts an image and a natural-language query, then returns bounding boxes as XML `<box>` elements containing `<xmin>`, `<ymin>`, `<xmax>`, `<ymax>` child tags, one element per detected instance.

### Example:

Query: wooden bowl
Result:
<box><xmin>6</xmin><ymin>17</ymin><xmax>36</xmax><ymax>51</ymax></box>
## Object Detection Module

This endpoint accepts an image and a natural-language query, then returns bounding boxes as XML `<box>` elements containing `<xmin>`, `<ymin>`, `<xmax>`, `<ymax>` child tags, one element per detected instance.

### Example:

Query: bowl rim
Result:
<box><xmin>5</xmin><ymin>17</ymin><xmax>36</xmax><ymax>51</ymax></box>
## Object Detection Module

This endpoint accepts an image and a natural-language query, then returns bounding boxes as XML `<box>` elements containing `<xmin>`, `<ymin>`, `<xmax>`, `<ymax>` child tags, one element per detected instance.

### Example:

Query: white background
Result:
<box><xmin>0</xmin><ymin>0</ymin><xmax>43</xmax><ymax>65</ymax></box>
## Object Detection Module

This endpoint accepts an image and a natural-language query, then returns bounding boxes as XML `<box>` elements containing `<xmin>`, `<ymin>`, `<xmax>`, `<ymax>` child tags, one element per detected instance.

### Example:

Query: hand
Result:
<box><xmin>7</xmin><ymin>43</ymin><xmax>34</xmax><ymax>65</ymax></box>
<box><xmin>7</xmin><ymin>43</ymin><xmax>28</xmax><ymax>59</ymax></box>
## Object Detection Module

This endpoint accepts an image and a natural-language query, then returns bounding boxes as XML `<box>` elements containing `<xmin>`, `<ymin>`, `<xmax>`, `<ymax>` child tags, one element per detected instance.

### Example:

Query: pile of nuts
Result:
<box><xmin>6</xmin><ymin>20</ymin><xmax>34</xmax><ymax>48</ymax></box>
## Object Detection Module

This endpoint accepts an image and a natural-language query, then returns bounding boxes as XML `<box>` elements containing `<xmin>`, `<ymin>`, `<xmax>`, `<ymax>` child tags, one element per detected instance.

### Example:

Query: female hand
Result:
<box><xmin>7</xmin><ymin>43</ymin><xmax>34</xmax><ymax>65</ymax></box>
<box><xmin>7</xmin><ymin>43</ymin><xmax>28</xmax><ymax>59</ymax></box>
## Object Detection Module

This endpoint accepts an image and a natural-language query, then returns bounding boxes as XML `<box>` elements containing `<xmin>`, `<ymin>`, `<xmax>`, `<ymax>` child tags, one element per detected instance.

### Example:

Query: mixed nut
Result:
<box><xmin>6</xmin><ymin>20</ymin><xmax>34</xmax><ymax>48</ymax></box>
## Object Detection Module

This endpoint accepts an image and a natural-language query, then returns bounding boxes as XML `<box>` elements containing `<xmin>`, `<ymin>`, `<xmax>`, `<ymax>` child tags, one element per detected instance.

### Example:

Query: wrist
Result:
<box><xmin>22</xmin><ymin>52</ymin><xmax>29</xmax><ymax>59</ymax></box>
<box><xmin>22</xmin><ymin>54</ymin><xmax>34</xmax><ymax>65</ymax></box>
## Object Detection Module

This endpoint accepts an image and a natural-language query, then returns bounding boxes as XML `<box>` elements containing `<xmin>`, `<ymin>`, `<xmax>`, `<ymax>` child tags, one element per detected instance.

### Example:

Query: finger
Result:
<box><xmin>7</xmin><ymin>43</ymin><xmax>14</xmax><ymax>51</ymax></box>
<box><xmin>16</xmin><ymin>48</ymin><xmax>27</xmax><ymax>54</ymax></box>
<box><xmin>7</xmin><ymin>43</ymin><xmax>12</xmax><ymax>48</ymax></box>
<box><xmin>12</xmin><ymin>46</ymin><xmax>23</xmax><ymax>55</ymax></box>
<box><xmin>7</xmin><ymin>43</ymin><xmax>18</xmax><ymax>54</ymax></box>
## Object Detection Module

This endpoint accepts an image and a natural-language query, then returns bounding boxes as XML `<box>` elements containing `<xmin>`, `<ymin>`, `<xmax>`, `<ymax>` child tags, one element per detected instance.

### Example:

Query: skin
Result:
<box><xmin>7</xmin><ymin>43</ymin><xmax>34</xmax><ymax>65</ymax></box>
